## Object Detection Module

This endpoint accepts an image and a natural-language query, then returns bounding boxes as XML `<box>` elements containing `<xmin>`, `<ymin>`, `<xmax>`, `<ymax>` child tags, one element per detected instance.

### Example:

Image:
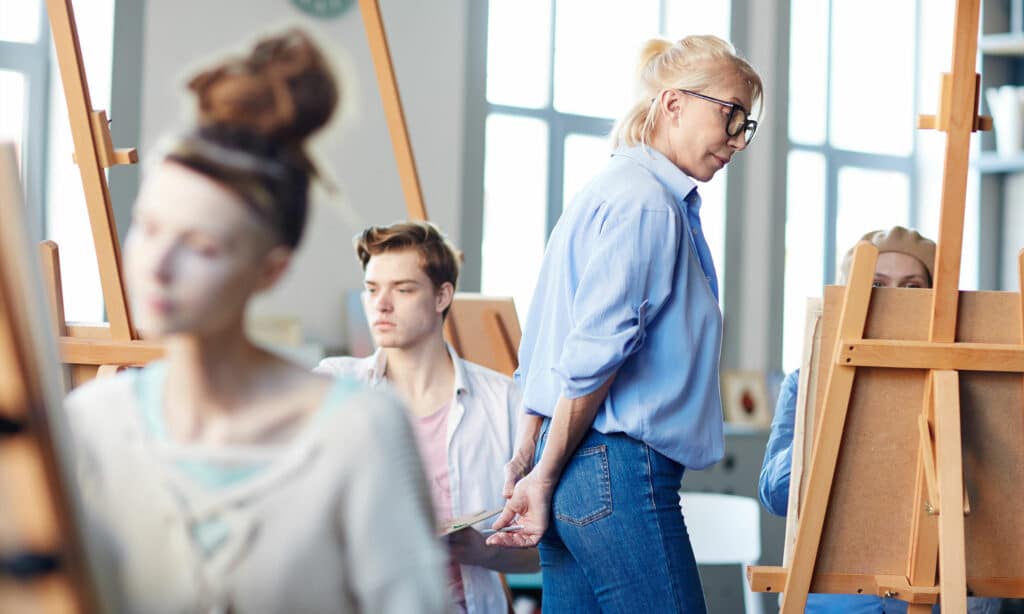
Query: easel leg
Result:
<box><xmin>933</xmin><ymin>370</ymin><xmax>967</xmax><ymax>613</ymax></box>
<box><xmin>780</xmin><ymin>243</ymin><xmax>878</xmax><ymax>614</ymax></box>
<box><xmin>907</xmin><ymin>373</ymin><xmax>939</xmax><ymax>589</ymax></box>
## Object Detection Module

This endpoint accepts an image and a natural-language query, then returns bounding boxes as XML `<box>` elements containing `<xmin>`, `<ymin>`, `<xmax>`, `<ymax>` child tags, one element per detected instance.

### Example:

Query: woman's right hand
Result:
<box><xmin>486</xmin><ymin>469</ymin><xmax>555</xmax><ymax>548</ymax></box>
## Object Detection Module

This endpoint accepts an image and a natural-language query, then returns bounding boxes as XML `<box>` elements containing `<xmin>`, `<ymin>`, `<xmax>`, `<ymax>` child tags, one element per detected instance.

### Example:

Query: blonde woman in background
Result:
<box><xmin>489</xmin><ymin>35</ymin><xmax>763</xmax><ymax>613</ymax></box>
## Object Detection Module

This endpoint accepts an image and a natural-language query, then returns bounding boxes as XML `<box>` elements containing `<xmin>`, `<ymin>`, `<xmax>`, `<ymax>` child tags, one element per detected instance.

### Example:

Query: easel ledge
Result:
<box><xmin>748</xmin><ymin>567</ymin><xmax>1024</xmax><ymax>602</ymax></box>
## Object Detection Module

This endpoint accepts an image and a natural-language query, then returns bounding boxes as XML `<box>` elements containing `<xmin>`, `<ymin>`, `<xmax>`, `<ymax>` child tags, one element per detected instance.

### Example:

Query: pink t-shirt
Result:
<box><xmin>411</xmin><ymin>399</ymin><xmax>466</xmax><ymax>611</ymax></box>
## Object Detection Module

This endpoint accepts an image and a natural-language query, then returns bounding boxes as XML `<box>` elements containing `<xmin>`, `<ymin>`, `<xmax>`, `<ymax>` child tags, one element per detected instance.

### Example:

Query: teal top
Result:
<box><xmin>134</xmin><ymin>361</ymin><xmax>359</xmax><ymax>553</ymax></box>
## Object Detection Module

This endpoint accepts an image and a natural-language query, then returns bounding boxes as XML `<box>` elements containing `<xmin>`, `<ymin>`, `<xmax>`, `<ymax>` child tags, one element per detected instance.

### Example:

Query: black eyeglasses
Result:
<box><xmin>677</xmin><ymin>89</ymin><xmax>758</xmax><ymax>144</ymax></box>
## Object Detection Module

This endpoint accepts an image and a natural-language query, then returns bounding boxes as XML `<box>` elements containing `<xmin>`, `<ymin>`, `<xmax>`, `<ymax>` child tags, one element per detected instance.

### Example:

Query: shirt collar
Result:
<box><xmin>367</xmin><ymin>344</ymin><xmax>470</xmax><ymax>397</ymax></box>
<box><xmin>447</xmin><ymin>343</ymin><xmax>471</xmax><ymax>397</ymax></box>
<box><xmin>612</xmin><ymin>144</ymin><xmax>700</xmax><ymax>211</ymax></box>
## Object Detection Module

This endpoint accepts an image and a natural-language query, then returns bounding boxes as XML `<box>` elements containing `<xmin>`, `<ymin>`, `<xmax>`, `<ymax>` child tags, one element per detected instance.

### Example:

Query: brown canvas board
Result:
<box><xmin>444</xmin><ymin>293</ymin><xmax>522</xmax><ymax>377</ymax></box>
<box><xmin>798</xmin><ymin>285</ymin><xmax>1024</xmax><ymax>595</ymax></box>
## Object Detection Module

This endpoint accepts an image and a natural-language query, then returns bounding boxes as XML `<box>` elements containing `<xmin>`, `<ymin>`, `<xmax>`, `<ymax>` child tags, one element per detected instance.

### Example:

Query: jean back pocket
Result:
<box><xmin>553</xmin><ymin>444</ymin><xmax>612</xmax><ymax>526</ymax></box>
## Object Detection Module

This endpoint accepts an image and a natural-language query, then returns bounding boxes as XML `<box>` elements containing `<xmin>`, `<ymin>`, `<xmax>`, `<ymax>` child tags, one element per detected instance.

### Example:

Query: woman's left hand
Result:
<box><xmin>485</xmin><ymin>469</ymin><xmax>554</xmax><ymax>548</ymax></box>
<box><xmin>502</xmin><ymin>443</ymin><xmax>536</xmax><ymax>499</ymax></box>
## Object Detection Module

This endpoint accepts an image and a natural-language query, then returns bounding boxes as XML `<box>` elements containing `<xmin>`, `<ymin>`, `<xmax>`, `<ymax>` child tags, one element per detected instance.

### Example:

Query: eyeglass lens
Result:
<box><xmin>727</xmin><ymin>107</ymin><xmax>756</xmax><ymax>142</ymax></box>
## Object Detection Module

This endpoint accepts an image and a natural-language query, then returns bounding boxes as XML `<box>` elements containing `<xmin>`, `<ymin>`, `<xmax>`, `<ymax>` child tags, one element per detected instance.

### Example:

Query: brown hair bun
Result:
<box><xmin>188</xmin><ymin>29</ymin><xmax>338</xmax><ymax>147</ymax></box>
<box><xmin>166</xmin><ymin>29</ymin><xmax>339</xmax><ymax>248</ymax></box>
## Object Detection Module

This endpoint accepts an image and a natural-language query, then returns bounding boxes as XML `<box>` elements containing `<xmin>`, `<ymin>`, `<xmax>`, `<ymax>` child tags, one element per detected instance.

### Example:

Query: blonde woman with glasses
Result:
<box><xmin>489</xmin><ymin>35</ymin><xmax>762</xmax><ymax>613</ymax></box>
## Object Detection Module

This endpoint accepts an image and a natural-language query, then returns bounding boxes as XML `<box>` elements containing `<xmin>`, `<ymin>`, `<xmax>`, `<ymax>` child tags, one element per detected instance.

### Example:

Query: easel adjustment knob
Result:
<box><xmin>70</xmin><ymin>110</ymin><xmax>139</xmax><ymax>169</ymax></box>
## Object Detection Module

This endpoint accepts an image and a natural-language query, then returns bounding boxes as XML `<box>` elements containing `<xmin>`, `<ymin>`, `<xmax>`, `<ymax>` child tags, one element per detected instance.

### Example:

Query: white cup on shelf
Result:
<box><xmin>986</xmin><ymin>85</ymin><xmax>1024</xmax><ymax>157</ymax></box>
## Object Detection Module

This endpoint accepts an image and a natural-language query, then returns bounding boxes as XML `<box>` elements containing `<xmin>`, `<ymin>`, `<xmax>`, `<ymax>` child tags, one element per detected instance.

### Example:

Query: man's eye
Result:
<box><xmin>872</xmin><ymin>280</ymin><xmax>884</xmax><ymax>288</ymax></box>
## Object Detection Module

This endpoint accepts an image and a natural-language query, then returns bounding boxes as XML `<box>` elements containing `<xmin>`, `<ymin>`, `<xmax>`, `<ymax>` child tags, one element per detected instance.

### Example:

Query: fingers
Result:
<box><xmin>486</xmin><ymin>529</ymin><xmax>541</xmax><ymax>548</ymax></box>
<box><xmin>491</xmin><ymin>505</ymin><xmax>517</xmax><ymax>531</ymax></box>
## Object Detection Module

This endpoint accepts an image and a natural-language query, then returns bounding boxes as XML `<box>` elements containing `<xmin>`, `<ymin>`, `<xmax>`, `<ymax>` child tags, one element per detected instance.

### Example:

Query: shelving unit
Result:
<box><xmin>975</xmin><ymin>0</ymin><xmax>1024</xmax><ymax>290</ymax></box>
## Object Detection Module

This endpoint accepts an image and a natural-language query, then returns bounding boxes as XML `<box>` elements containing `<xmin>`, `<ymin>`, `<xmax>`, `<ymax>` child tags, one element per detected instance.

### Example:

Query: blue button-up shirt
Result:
<box><xmin>515</xmin><ymin>145</ymin><xmax>724</xmax><ymax>469</ymax></box>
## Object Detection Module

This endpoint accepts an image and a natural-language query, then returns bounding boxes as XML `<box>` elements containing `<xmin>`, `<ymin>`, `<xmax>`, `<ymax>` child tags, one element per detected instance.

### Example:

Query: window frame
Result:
<box><xmin>787</xmin><ymin>0</ymin><xmax>922</xmax><ymax>288</ymax></box>
<box><xmin>0</xmin><ymin>6</ymin><xmax>52</xmax><ymax>240</ymax></box>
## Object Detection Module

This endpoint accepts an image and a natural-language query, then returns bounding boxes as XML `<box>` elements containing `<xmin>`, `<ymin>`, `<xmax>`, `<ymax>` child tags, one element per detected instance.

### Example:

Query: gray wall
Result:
<box><xmin>128</xmin><ymin>0</ymin><xmax>469</xmax><ymax>350</ymax></box>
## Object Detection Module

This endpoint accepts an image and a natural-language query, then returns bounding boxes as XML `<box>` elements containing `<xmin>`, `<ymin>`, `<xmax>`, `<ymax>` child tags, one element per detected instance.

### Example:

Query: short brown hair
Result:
<box><xmin>354</xmin><ymin>221</ymin><xmax>461</xmax><ymax>317</ymax></box>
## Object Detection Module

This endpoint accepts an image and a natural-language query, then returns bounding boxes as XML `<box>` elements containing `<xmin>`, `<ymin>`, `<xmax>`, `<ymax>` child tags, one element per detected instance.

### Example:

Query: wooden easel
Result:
<box><xmin>358</xmin><ymin>0</ymin><xmax>522</xmax><ymax>375</ymax></box>
<box><xmin>44</xmin><ymin>0</ymin><xmax>163</xmax><ymax>386</ymax></box>
<box><xmin>748</xmin><ymin>0</ymin><xmax>1024</xmax><ymax>610</ymax></box>
<box><xmin>0</xmin><ymin>143</ymin><xmax>101</xmax><ymax>614</ymax></box>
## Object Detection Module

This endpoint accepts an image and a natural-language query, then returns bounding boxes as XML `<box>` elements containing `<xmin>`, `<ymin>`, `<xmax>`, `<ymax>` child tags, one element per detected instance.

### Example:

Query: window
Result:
<box><xmin>0</xmin><ymin>0</ymin><xmax>48</xmax><ymax>236</ymax></box>
<box><xmin>43</xmin><ymin>0</ymin><xmax>116</xmax><ymax>323</ymax></box>
<box><xmin>0</xmin><ymin>69</ymin><xmax>27</xmax><ymax>165</ymax></box>
<box><xmin>780</xmin><ymin>0</ymin><xmax>975</xmax><ymax>371</ymax></box>
<box><xmin>481</xmin><ymin>0</ymin><xmax>732</xmax><ymax>321</ymax></box>
<box><xmin>1</xmin><ymin>0</ymin><xmax>116</xmax><ymax>323</ymax></box>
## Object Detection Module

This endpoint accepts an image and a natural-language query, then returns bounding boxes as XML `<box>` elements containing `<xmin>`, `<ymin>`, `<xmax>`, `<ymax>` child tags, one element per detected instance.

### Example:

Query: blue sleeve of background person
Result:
<box><xmin>759</xmin><ymin>369</ymin><xmax>800</xmax><ymax>516</ymax></box>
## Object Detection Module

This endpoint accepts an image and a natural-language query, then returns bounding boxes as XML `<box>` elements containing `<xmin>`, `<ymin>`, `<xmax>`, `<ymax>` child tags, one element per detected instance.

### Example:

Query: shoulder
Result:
<box><xmin>315</xmin><ymin>354</ymin><xmax>375</xmax><ymax>380</ymax></box>
<box><xmin>460</xmin><ymin>358</ymin><xmax>512</xmax><ymax>386</ymax></box>
<box><xmin>566</xmin><ymin>155</ymin><xmax>677</xmax><ymax>216</ymax></box>
<box><xmin>64</xmin><ymin>368</ymin><xmax>140</xmax><ymax>430</ymax></box>
<box><xmin>456</xmin><ymin>359</ymin><xmax>520</xmax><ymax>422</ymax></box>
<box><xmin>317</xmin><ymin>381</ymin><xmax>411</xmax><ymax>448</ymax></box>
<box><xmin>63</xmin><ymin>368</ymin><xmax>147</xmax><ymax>463</ymax></box>
<box><xmin>594</xmin><ymin>155</ymin><xmax>680</xmax><ymax>215</ymax></box>
<box><xmin>460</xmin><ymin>359</ymin><xmax>516</xmax><ymax>395</ymax></box>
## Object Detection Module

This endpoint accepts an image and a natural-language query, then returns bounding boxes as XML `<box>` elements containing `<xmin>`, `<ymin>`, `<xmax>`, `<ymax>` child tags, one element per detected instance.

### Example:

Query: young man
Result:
<box><xmin>316</xmin><ymin>221</ymin><xmax>538</xmax><ymax>614</ymax></box>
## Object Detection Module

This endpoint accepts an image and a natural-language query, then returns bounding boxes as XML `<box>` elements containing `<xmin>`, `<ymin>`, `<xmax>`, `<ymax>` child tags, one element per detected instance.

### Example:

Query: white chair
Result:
<box><xmin>679</xmin><ymin>492</ymin><xmax>763</xmax><ymax>614</ymax></box>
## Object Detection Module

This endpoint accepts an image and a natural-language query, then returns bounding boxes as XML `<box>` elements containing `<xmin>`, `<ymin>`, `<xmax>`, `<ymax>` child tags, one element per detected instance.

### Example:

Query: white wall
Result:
<box><xmin>139</xmin><ymin>0</ymin><xmax>468</xmax><ymax>350</ymax></box>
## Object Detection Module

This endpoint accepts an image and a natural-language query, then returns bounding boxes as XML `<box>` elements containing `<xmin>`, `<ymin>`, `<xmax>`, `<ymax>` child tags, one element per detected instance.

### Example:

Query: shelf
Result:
<box><xmin>980</xmin><ymin>33</ymin><xmax>1024</xmax><ymax>55</ymax></box>
<box><xmin>971</xmin><ymin>152</ymin><xmax>1024</xmax><ymax>173</ymax></box>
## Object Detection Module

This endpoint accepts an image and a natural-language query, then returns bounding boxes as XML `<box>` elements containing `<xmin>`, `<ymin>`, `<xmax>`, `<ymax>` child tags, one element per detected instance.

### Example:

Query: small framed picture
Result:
<box><xmin>720</xmin><ymin>369</ymin><xmax>772</xmax><ymax>428</ymax></box>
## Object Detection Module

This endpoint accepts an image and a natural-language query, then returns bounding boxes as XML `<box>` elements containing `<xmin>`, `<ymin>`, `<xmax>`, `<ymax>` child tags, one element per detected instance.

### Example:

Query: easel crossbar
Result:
<box><xmin>749</xmin><ymin>566</ymin><xmax>1024</xmax><ymax>601</ymax></box>
<box><xmin>749</xmin><ymin>566</ymin><xmax>940</xmax><ymax>603</ymax></box>
<box><xmin>840</xmin><ymin>339</ymin><xmax>1024</xmax><ymax>372</ymax></box>
<box><xmin>58</xmin><ymin>338</ymin><xmax>163</xmax><ymax>367</ymax></box>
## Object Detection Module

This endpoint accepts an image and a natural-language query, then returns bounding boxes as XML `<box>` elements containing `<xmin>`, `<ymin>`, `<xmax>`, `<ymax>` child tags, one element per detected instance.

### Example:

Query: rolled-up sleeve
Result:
<box><xmin>759</xmin><ymin>370</ymin><xmax>800</xmax><ymax>516</ymax></box>
<box><xmin>554</xmin><ymin>206</ymin><xmax>680</xmax><ymax>399</ymax></box>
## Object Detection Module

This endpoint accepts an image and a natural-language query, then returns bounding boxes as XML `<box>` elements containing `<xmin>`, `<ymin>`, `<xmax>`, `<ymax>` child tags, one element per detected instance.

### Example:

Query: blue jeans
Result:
<box><xmin>535</xmin><ymin>420</ymin><xmax>707</xmax><ymax>613</ymax></box>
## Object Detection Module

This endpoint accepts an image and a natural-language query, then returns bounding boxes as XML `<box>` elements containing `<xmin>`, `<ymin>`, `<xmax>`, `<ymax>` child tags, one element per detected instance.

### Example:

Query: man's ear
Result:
<box><xmin>256</xmin><ymin>246</ymin><xmax>293</xmax><ymax>291</ymax></box>
<box><xmin>436</xmin><ymin>281</ymin><xmax>455</xmax><ymax>315</ymax></box>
